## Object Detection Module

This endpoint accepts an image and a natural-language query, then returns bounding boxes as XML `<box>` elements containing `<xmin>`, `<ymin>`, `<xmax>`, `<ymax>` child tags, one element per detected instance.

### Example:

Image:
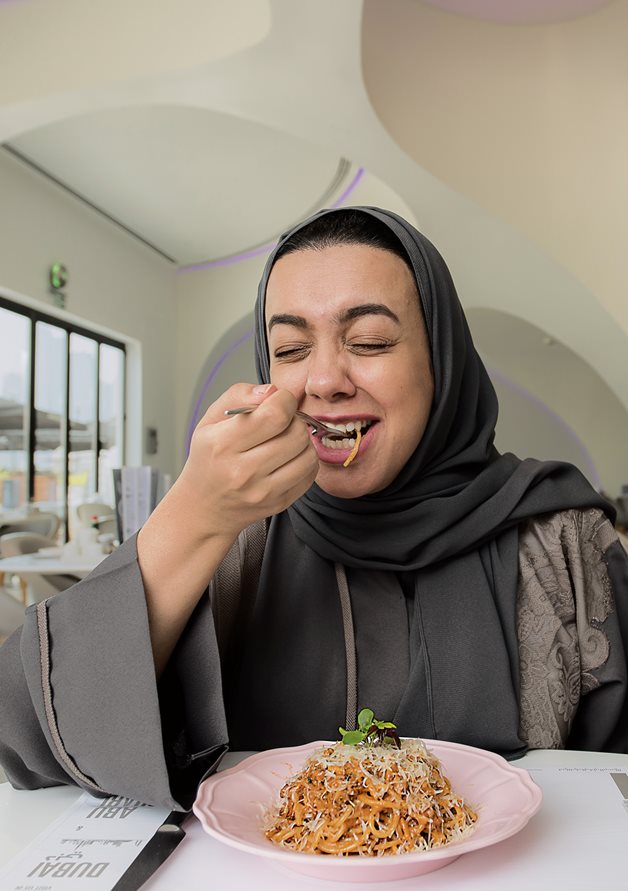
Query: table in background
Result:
<box><xmin>0</xmin><ymin>551</ymin><xmax>106</xmax><ymax>604</ymax></box>
<box><xmin>0</xmin><ymin>553</ymin><xmax>104</xmax><ymax>578</ymax></box>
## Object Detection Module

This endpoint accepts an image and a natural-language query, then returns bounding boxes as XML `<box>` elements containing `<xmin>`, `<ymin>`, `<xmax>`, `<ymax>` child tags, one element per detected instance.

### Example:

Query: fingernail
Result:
<box><xmin>253</xmin><ymin>384</ymin><xmax>273</xmax><ymax>395</ymax></box>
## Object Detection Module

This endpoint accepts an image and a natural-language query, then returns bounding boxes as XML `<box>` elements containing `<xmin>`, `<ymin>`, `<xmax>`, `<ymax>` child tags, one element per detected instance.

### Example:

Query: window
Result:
<box><xmin>0</xmin><ymin>296</ymin><xmax>126</xmax><ymax>540</ymax></box>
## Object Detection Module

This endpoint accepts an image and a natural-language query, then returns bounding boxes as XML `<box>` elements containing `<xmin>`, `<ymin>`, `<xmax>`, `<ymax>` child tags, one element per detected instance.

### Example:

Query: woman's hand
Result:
<box><xmin>137</xmin><ymin>383</ymin><xmax>319</xmax><ymax>675</ymax></box>
<box><xmin>178</xmin><ymin>382</ymin><xmax>319</xmax><ymax>541</ymax></box>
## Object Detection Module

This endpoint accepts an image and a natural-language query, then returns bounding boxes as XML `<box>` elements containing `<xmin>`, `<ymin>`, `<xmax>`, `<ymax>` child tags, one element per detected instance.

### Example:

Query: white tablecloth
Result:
<box><xmin>2</xmin><ymin>750</ymin><xmax>628</xmax><ymax>890</ymax></box>
<box><xmin>0</xmin><ymin>553</ymin><xmax>104</xmax><ymax>577</ymax></box>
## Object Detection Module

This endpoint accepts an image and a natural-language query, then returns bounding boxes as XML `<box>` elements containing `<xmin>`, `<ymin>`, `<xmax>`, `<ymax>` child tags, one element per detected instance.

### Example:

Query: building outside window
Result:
<box><xmin>0</xmin><ymin>296</ymin><xmax>125</xmax><ymax>541</ymax></box>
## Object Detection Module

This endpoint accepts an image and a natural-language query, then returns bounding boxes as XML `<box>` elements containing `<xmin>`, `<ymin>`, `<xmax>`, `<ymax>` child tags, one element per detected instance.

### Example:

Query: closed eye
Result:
<box><xmin>273</xmin><ymin>344</ymin><xmax>311</xmax><ymax>361</ymax></box>
<box><xmin>348</xmin><ymin>340</ymin><xmax>397</xmax><ymax>353</ymax></box>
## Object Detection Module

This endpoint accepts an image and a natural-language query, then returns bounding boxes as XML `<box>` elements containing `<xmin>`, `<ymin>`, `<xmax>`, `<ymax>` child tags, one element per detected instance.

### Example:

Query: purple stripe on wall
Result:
<box><xmin>487</xmin><ymin>365</ymin><xmax>601</xmax><ymax>488</ymax></box>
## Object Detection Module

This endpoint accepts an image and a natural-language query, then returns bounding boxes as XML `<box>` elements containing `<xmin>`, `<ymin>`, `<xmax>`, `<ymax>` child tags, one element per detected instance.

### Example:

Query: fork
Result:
<box><xmin>225</xmin><ymin>405</ymin><xmax>344</xmax><ymax>438</ymax></box>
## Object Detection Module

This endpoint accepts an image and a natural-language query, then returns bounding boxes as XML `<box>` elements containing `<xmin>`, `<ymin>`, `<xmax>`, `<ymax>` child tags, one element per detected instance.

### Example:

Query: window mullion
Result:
<box><xmin>27</xmin><ymin>315</ymin><xmax>36</xmax><ymax>503</ymax></box>
<box><xmin>63</xmin><ymin>332</ymin><xmax>71</xmax><ymax>541</ymax></box>
<box><xmin>95</xmin><ymin>342</ymin><xmax>101</xmax><ymax>493</ymax></box>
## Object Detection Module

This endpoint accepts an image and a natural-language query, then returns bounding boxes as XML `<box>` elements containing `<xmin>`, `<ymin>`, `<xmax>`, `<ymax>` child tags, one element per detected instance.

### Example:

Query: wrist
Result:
<box><xmin>162</xmin><ymin>468</ymin><xmax>240</xmax><ymax>546</ymax></box>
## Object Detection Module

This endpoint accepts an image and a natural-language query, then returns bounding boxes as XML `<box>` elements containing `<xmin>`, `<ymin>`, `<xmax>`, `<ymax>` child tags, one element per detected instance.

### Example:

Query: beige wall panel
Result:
<box><xmin>363</xmin><ymin>0</ymin><xmax>628</xmax><ymax>335</ymax></box>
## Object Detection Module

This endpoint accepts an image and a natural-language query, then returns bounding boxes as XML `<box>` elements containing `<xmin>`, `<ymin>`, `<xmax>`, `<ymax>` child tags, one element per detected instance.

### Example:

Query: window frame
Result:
<box><xmin>0</xmin><ymin>294</ymin><xmax>126</xmax><ymax>533</ymax></box>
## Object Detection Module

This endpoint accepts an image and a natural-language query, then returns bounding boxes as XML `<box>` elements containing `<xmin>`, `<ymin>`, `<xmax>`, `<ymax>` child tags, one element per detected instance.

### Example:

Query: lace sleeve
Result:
<box><xmin>516</xmin><ymin>508</ymin><xmax>624</xmax><ymax>750</ymax></box>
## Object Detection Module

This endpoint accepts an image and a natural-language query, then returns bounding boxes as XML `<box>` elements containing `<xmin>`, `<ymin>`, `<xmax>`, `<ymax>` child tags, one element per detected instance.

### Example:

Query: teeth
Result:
<box><xmin>320</xmin><ymin>419</ymin><xmax>372</xmax><ymax>449</ymax></box>
<box><xmin>324</xmin><ymin>419</ymin><xmax>368</xmax><ymax>434</ymax></box>
<box><xmin>321</xmin><ymin>436</ymin><xmax>347</xmax><ymax>449</ymax></box>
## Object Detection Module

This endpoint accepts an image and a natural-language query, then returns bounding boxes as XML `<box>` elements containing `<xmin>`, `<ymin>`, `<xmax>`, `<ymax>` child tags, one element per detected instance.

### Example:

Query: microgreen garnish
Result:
<box><xmin>338</xmin><ymin>707</ymin><xmax>401</xmax><ymax>749</ymax></box>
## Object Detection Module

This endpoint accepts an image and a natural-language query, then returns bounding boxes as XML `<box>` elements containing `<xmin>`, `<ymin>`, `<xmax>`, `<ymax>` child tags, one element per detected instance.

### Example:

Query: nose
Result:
<box><xmin>304</xmin><ymin>345</ymin><xmax>356</xmax><ymax>402</ymax></box>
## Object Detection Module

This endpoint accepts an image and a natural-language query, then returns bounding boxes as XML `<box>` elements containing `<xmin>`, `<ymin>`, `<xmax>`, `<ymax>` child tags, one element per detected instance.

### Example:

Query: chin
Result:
<box><xmin>316</xmin><ymin>468</ymin><xmax>386</xmax><ymax>499</ymax></box>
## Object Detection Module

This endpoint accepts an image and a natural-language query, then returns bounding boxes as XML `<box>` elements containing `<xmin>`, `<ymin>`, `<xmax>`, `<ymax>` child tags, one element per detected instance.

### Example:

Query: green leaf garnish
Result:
<box><xmin>338</xmin><ymin>730</ymin><xmax>367</xmax><ymax>746</ymax></box>
<box><xmin>338</xmin><ymin>708</ymin><xmax>401</xmax><ymax>749</ymax></box>
<box><xmin>357</xmin><ymin>708</ymin><xmax>374</xmax><ymax>731</ymax></box>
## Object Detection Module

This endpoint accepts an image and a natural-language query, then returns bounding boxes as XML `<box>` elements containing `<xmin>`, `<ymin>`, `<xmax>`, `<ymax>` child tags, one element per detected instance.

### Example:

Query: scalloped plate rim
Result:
<box><xmin>193</xmin><ymin>738</ymin><xmax>542</xmax><ymax>873</ymax></box>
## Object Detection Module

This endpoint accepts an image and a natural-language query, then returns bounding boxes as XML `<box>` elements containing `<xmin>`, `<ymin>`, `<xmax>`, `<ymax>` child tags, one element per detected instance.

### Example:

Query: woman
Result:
<box><xmin>1</xmin><ymin>207</ymin><xmax>627</xmax><ymax>810</ymax></box>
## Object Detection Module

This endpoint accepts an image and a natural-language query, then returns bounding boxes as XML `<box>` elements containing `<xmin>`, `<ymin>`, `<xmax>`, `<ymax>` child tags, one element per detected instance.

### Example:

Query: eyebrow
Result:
<box><xmin>267</xmin><ymin>303</ymin><xmax>401</xmax><ymax>332</ymax></box>
<box><xmin>342</xmin><ymin>303</ymin><xmax>400</xmax><ymax>324</ymax></box>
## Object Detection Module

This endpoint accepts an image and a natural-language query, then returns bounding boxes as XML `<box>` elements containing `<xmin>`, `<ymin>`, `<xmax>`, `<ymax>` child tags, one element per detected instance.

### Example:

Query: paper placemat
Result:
<box><xmin>0</xmin><ymin>792</ymin><xmax>170</xmax><ymax>891</ymax></box>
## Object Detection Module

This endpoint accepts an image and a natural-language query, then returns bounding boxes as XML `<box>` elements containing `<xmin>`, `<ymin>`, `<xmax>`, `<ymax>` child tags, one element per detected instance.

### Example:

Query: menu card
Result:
<box><xmin>0</xmin><ymin>792</ymin><xmax>170</xmax><ymax>891</ymax></box>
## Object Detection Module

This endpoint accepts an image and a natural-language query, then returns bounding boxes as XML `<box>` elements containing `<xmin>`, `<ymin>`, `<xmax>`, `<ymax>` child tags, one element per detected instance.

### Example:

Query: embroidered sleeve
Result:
<box><xmin>516</xmin><ymin>508</ymin><xmax>617</xmax><ymax>749</ymax></box>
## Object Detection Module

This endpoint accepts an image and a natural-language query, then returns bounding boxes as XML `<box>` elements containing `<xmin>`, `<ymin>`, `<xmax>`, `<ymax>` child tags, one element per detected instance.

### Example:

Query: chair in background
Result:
<box><xmin>0</xmin><ymin>511</ymin><xmax>61</xmax><ymax>540</ymax></box>
<box><xmin>0</xmin><ymin>509</ymin><xmax>61</xmax><ymax>585</ymax></box>
<box><xmin>0</xmin><ymin>532</ymin><xmax>79</xmax><ymax>605</ymax></box>
<box><xmin>76</xmin><ymin>502</ymin><xmax>117</xmax><ymax>538</ymax></box>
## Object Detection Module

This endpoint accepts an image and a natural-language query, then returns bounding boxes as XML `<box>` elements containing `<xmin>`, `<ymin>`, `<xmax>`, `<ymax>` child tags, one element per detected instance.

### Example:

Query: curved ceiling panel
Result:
<box><xmin>421</xmin><ymin>0</ymin><xmax>612</xmax><ymax>24</ymax></box>
<box><xmin>8</xmin><ymin>105</ymin><xmax>347</xmax><ymax>264</ymax></box>
<box><xmin>362</xmin><ymin>0</ymin><xmax>628</xmax><ymax>335</ymax></box>
<box><xmin>0</xmin><ymin>0</ymin><xmax>270</xmax><ymax>105</ymax></box>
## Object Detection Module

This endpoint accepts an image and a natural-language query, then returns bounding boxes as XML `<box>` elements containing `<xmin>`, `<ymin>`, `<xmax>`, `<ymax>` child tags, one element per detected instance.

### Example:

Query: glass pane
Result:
<box><xmin>34</xmin><ymin>321</ymin><xmax>67</xmax><ymax>532</ymax></box>
<box><xmin>67</xmin><ymin>333</ymin><xmax>98</xmax><ymax>538</ymax></box>
<box><xmin>98</xmin><ymin>344</ymin><xmax>125</xmax><ymax>514</ymax></box>
<box><xmin>0</xmin><ymin>307</ymin><xmax>30</xmax><ymax>510</ymax></box>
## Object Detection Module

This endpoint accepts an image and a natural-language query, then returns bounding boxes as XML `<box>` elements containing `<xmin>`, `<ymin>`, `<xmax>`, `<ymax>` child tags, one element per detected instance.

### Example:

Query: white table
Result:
<box><xmin>2</xmin><ymin>750</ymin><xmax>628</xmax><ymax>890</ymax></box>
<box><xmin>0</xmin><ymin>553</ymin><xmax>105</xmax><ymax>577</ymax></box>
<box><xmin>0</xmin><ymin>551</ymin><xmax>106</xmax><ymax>604</ymax></box>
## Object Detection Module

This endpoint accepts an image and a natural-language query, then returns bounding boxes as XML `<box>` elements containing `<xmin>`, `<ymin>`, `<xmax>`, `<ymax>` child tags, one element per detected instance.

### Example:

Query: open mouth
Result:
<box><xmin>319</xmin><ymin>419</ymin><xmax>375</xmax><ymax>450</ymax></box>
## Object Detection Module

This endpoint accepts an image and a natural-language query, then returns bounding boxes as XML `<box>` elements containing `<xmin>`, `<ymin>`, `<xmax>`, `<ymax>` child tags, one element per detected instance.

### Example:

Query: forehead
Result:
<box><xmin>265</xmin><ymin>243</ymin><xmax>422</xmax><ymax>323</ymax></box>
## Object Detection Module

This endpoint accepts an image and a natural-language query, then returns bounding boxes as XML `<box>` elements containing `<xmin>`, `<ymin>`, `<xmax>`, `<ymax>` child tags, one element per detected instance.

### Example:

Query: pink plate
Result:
<box><xmin>193</xmin><ymin>739</ymin><xmax>542</xmax><ymax>883</ymax></box>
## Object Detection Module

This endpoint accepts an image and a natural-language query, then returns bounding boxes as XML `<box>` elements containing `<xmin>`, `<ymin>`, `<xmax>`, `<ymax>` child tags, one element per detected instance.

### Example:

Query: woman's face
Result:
<box><xmin>265</xmin><ymin>243</ymin><xmax>434</xmax><ymax>498</ymax></box>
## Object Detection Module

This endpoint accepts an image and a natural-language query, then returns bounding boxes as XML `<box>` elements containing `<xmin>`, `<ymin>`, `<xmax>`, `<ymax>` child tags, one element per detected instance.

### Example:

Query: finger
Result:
<box><xmin>217</xmin><ymin>417</ymin><xmax>314</xmax><ymax>501</ymax></box>
<box><xmin>238</xmin><ymin>415</ymin><xmax>314</xmax><ymax>478</ymax></box>
<box><xmin>218</xmin><ymin>389</ymin><xmax>300</xmax><ymax>452</ymax></box>
<box><xmin>268</xmin><ymin>440</ymin><xmax>320</xmax><ymax>509</ymax></box>
<box><xmin>240</xmin><ymin>437</ymin><xmax>319</xmax><ymax>516</ymax></box>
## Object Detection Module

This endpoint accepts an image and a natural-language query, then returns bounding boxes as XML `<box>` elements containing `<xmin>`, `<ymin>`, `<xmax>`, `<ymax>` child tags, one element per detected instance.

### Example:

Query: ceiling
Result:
<box><xmin>0</xmin><ymin>0</ymin><xmax>623</xmax><ymax>277</ymax></box>
<box><xmin>1</xmin><ymin>0</ymin><xmax>627</xmax><ymax>490</ymax></box>
<box><xmin>7</xmin><ymin>108</ymin><xmax>350</xmax><ymax>265</ymax></box>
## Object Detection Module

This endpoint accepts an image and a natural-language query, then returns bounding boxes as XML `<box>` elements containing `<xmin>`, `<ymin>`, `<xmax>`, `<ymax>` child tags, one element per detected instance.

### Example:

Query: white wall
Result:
<box><xmin>490</xmin><ymin>375</ymin><xmax>601</xmax><ymax>489</ymax></box>
<box><xmin>469</xmin><ymin>307</ymin><xmax>628</xmax><ymax>496</ymax></box>
<box><xmin>363</xmin><ymin>0</ymin><xmax>628</xmax><ymax>338</ymax></box>
<box><xmin>0</xmin><ymin>150</ymin><xmax>177</xmax><ymax>476</ymax></box>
